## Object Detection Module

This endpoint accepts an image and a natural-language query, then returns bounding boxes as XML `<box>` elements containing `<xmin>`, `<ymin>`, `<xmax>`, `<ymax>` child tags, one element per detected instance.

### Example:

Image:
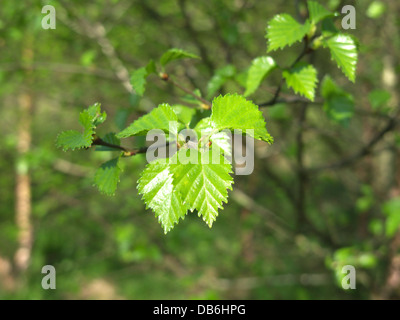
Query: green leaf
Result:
<box><xmin>368</xmin><ymin>89</ymin><xmax>391</xmax><ymax>110</ymax></box>
<box><xmin>94</xmin><ymin>156</ymin><xmax>122</xmax><ymax>196</ymax></box>
<box><xmin>324</xmin><ymin>34</ymin><xmax>358</xmax><ymax>82</ymax></box>
<box><xmin>308</xmin><ymin>1</ymin><xmax>332</xmax><ymax>24</ymax></box>
<box><xmin>117</xmin><ymin>104</ymin><xmax>181</xmax><ymax>138</ymax></box>
<box><xmin>56</xmin><ymin>130</ymin><xmax>92</xmax><ymax>151</ymax></box>
<box><xmin>321</xmin><ymin>76</ymin><xmax>354</xmax><ymax>126</ymax></box>
<box><xmin>130</xmin><ymin>67</ymin><xmax>148</xmax><ymax>96</ymax></box>
<box><xmin>95</xmin><ymin>133</ymin><xmax>121</xmax><ymax>152</ymax></box>
<box><xmin>210</xmin><ymin>94</ymin><xmax>273</xmax><ymax>143</ymax></box>
<box><xmin>56</xmin><ymin>103</ymin><xmax>104</xmax><ymax>151</ymax></box>
<box><xmin>130</xmin><ymin>60</ymin><xmax>157</xmax><ymax>97</ymax></box>
<box><xmin>383</xmin><ymin>198</ymin><xmax>400</xmax><ymax>238</ymax></box>
<box><xmin>367</xmin><ymin>1</ymin><xmax>386</xmax><ymax>19</ymax></box>
<box><xmin>210</xmin><ymin>131</ymin><xmax>232</xmax><ymax>157</ymax></box>
<box><xmin>266</xmin><ymin>14</ymin><xmax>311</xmax><ymax>52</ymax></box>
<box><xmin>283</xmin><ymin>64</ymin><xmax>318</xmax><ymax>101</ymax></box>
<box><xmin>321</xmin><ymin>16</ymin><xmax>339</xmax><ymax>36</ymax></box>
<box><xmin>138</xmin><ymin>158</ymin><xmax>188</xmax><ymax>234</ymax></box>
<box><xmin>172</xmin><ymin>105</ymin><xmax>196</xmax><ymax>127</ymax></box>
<box><xmin>206</xmin><ymin>65</ymin><xmax>236</xmax><ymax>99</ymax></box>
<box><xmin>244</xmin><ymin>56</ymin><xmax>277</xmax><ymax>97</ymax></box>
<box><xmin>170</xmin><ymin>148</ymin><xmax>234</xmax><ymax>228</ymax></box>
<box><xmin>160</xmin><ymin>48</ymin><xmax>200</xmax><ymax>67</ymax></box>
<box><xmin>145</xmin><ymin>59</ymin><xmax>157</xmax><ymax>75</ymax></box>
<box><xmin>85</xmin><ymin>102</ymin><xmax>106</xmax><ymax>126</ymax></box>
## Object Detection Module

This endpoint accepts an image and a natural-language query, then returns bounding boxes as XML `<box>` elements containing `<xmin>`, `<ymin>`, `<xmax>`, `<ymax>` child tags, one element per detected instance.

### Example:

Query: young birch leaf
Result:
<box><xmin>138</xmin><ymin>158</ymin><xmax>187</xmax><ymax>234</ymax></box>
<box><xmin>56</xmin><ymin>104</ymin><xmax>103</xmax><ymax>151</ymax></box>
<box><xmin>160</xmin><ymin>48</ymin><xmax>200</xmax><ymax>67</ymax></box>
<box><xmin>282</xmin><ymin>64</ymin><xmax>318</xmax><ymax>101</ymax></box>
<box><xmin>131</xmin><ymin>67</ymin><xmax>148</xmax><ymax>96</ymax></box>
<box><xmin>266</xmin><ymin>14</ymin><xmax>311</xmax><ymax>52</ymax></box>
<box><xmin>172</xmin><ymin>105</ymin><xmax>196</xmax><ymax>127</ymax></box>
<box><xmin>206</xmin><ymin>65</ymin><xmax>236</xmax><ymax>99</ymax></box>
<box><xmin>171</xmin><ymin>149</ymin><xmax>234</xmax><ymax>228</ymax></box>
<box><xmin>321</xmin><ymin>76</ymin><xmax>354</xmax><ymax>127</ymax></box>
<box><xmin>210</xmin><ymin>131</ymin><xmax>232</xmax><ymax>157</ymax></box>
<box><xmin>308</xmin><ymin>1</ymin><xmax>333</xmax><ymax>24</ymax></box>
<box><xmin>117</xmin><ymin>104</ymin><xmax>181</xmax><ymax>138</ymax></box>
<box><xmin>94</xmin><ymin>156</ymin><xmax>122</xmax><ymax>196</ymax></box>
<box><xmin>244</xmin><ymin>56</ymin><xmax>277</xmax><ymax>97</ymax></box>
<box><xmin>210</xmin><ymin>94</ymin><xmax>273</xmax><ymax>143</ymax></box>
<box><xmin>324</xmin><ymin>34</ymin><xmax>358</xmax><ymax>82</ymax></box>
<box><xmin>56</xmin><ymin>130</ymin><xmax>91</xmax><ymax>151</ymax></box>
<box><xmin>85</xmin><ymin>102</ymin><xmax>106</xmax><ymax>126</ymax></box>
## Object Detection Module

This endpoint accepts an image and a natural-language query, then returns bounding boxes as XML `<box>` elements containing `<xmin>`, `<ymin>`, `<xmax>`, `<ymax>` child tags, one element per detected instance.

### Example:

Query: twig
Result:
<box><xmin>160</xmin><ymin>73</ymin><xmax>212</xmax><ymax>109</ymax></box>
<box><xmin>91</xmin><ymin>136</ymin><xmax>173</xmax><ymax>157</ymax></box>
<box><xmin>230</xmin><ymin>188</ymin><xmax>293</xmax><ymax>239</ymax></box>
<box><xmin>58</xmin><ymin>1</ymin><xmax>133</xmax><ymax>94</ymax></box>
<box><xmin>178</xmin><ymin>0</ymin><xmax>215</xmax><ymax>74</ymax></box>
<box><xmin>259</xmin><ymin>40</ymin><xmax>311</xmax><ymax>108</ymax></box>
<box><xmin>309</xmin><ymin>115</ymin><xmax>399</xmax><ymax>173</ymax></box>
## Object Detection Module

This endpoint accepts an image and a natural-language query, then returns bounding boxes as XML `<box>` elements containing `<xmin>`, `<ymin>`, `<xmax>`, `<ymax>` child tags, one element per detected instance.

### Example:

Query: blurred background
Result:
<box><xmin>1</xmin><ymin>0</ymin><xmax>399</xmax><ymax>299</ymax></box>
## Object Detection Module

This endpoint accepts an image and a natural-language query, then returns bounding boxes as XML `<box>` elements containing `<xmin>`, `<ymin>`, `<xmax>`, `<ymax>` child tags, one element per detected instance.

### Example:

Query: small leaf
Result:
<box><xmin>308</xmin><ymin>1</ymin><xmax>333</xmax><ymax>24</ymax></box>
<box><xmin>138</xmin><ymin>158</ymin><xmax>187</xmax><ymax>233</ymax></box>
<box><xmin>130</xmin><ymin>67</ymin><xmax>148</xmax><ymax>96</ymax></box>
<box><xmin>170</xmin><ymin>148</ymin><xmax>234</xmax><ymax>228</ymax></box>
<box><xmin>368</xmin><ymin>89</ymin><xmax>391</xmax><ymax>110</ymax></box>
<box><xmin>172</xmin><ymin>105</ymin><xmax>196</xmax><ymax>127</ymax></box>
<box><xmin>206</xmin><ymin>65</ymin><xmax>236</xmax><ymax>99</ymax></box>
<box><xmin>324</xmin><ymin>34</ymin><xmax>358</xmax><ymax>82</ymax></box>
<box><xmin>383</xmin><ymin>198</ymin><xmax>400</xmax><ymax>238</ymax></box>
<box><xmin>160</xmin><ymin>48</ymin><xmax>200</xmax><ymax>67</ymax></box>
<box><xmin>321</xmin><ymin>76</ymin><xmax>354</xmax><ymax>126</ymax></box>
<box><xmin>244</xmin><ymin>56</ymin><xmax>277</xmax><ymax>97</ymax></box>
<box><xmin>117</xmin><ymin>104</ymin><xmax>181</xmax><ymax>138</ymax></box>
<box><xmin>56</xmin><ymin>104</ymin><xmax>104</xmax><ymax>151</ymax></box>
<box><xmin>145</xmin><ymin>59</ymin><xmax>157</xmax><ymax>75</ymax></box>
<box><xmin>367</xmin><ymin>1</ymin><xmax>386</xmax><ymax>19</ymax></box>
<box><xmin>266</xmin><ymin>14</ymin><xmax>311</xmax><ymax>52</ymax></box>
<box><xmin>85</xmin><ymin>102</ymin><xmax>106</xmax><ymax>126</ymax></box>
<box><xmin>56</xmin><ymin>130</ymin><xmax>92</xmax><ymax>151</ymax></box>
<box><xmin>210</xmin><ymin>94</ymin><xmax>273</xmax><ymax>143</ymax></box>
<box><xmin>94</xmin><ymin>157</ymin><xmax>122</xmax><ymax>196</ymax></box>
<box><xmin>321</xmin><ymin>16</ymin><xmax>339</xmax><ymax>36</ymax></box>
<box><xmin>283</xmin><ymin>64</ymin><xmax>318</xmax><ymax>101</ymax></box>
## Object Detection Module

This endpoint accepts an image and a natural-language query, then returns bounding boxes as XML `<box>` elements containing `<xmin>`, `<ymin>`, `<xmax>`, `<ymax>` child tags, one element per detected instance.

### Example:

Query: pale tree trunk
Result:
<box><xmin>14</xmin><ymin>33</ymin><xmax>34</xmax><ymax>273</ymax></box>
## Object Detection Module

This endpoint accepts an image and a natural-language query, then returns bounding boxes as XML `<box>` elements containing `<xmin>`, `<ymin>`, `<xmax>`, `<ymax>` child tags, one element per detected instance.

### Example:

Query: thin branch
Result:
<box><xmin>178</xmin><ymin>0</ymin><xmax>215</xmax><ymax>74</ymax></box>
<box><xmin>91</xmin><ymin>136</ymin><xmax>173</xmax><ymax>158</ymax></box>
<box><xmin>230</xmin><ymin>188</ymin><xmax>293</xmax><ymax>239</ymax></box>
<box><xmin>258</xmin><ymin>40</ymin><xmax>312</xmax><ymax>108</ymax></box>
<box><xmin>160</xmin><ymin>73</ymin><xmax>212</xmax><ymax>108</ymax></box>
<box><xmin>58</xmin><ymin>1</ymin><xmax>133</xmax><ymax>94</ymax></box>
<box><xmin>309</xmin><ymin>115</ymin><xmax>399</xmax><ymax>173</ymax></box>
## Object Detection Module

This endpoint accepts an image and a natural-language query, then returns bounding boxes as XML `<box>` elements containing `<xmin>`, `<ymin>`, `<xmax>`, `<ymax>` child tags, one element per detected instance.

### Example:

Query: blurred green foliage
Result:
<box><xmin>0</xmin><ymin>0</ymin><xmax>400</xmax><ymax>300</ymax></box>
